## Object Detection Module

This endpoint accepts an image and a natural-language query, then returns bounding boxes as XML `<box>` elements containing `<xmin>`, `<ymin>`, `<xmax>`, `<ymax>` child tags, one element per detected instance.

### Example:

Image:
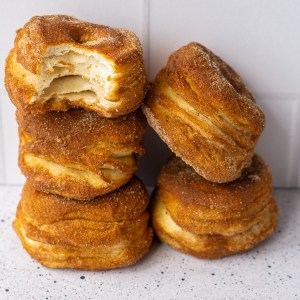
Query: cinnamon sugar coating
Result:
<box><xmin>143</xmin><ymin>42</ymin><xmax>265</xmax><ymax>182</ymax></box>
<box><xmin>6</xmin><ymin>15</ymin><xmax>148</xmax><ymax>117</ymax></box>
<box><xmin>17</xmin><ymin>108</ymin><xmax>146</xmax><ymax>200</ymax></box>
<box><xmin>14</xmin><ymin>179</ymin><xmax>153</xmax><ymax>270</ymax></box>
<box><xmin>151</xmin><ymin>155</ymin><xmax>278</xmax><ymax>259</ymax></box>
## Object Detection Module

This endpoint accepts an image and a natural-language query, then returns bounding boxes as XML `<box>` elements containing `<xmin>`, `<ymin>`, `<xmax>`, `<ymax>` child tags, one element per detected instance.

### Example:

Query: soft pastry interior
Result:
<box><xmin>6</xmin><ymin>15</ymin><xmax>147</xmax><ymax>117</ymax></box>
<box><xmin>12</xmin><ymin>48</ymin><xmax>119</xmax><ymax>109</ymax></box>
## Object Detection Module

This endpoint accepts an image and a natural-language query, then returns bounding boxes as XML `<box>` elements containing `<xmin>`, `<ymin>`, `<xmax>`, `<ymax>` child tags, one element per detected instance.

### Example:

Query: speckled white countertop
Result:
<box><xmin>0</xmin><ymin>187</ymin><xmax>299</xmax><ymax>300</ymax></box>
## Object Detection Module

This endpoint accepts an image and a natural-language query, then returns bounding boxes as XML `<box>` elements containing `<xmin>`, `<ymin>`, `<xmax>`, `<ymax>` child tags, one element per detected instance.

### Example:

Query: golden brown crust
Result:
<box><xmin>14</xmin><ymin>15</ymin><xmax>143</xmax><ymax>74</ymax></box>
<box><xmin>5</xmin><ymin>50</ymin><xmax>36</xmax><ymax>113</ymax></box>
<box><xmin>17</xmin><ymin>109</ymin><xmax>146</xmax><ymax>200</ymax></box>
<box><xmin>152</xmin><ymin>196</ymin><xmax>278</xmax><ymax>259</ymax></box>
<box><xmin>13</xmin><ymin>180</ymin><xmax>153</xmax><ymax>270</ymax></box>
<box><xmin>19</xmin><ymin>178</ymin><xmax>149</xmax><ymax>223</ymax></box>
<box><xmin>155</xmin><ymin>154</ymin><xmax>273</xmax><ymax>235</ymax></box>
<box><xmin>165</xmin><ymin>42</ymin><xmax>258</xmax><ymax>117</ymax></box>
<box><xmin>6</xmin><ymin>15</ymin><xmax>148</xmax><ymax>117</ymax></box>
<box><xmin>17</xmin><ymin>201</ymin><xmax>150</xmax><ymax>248</ymax></box>
<box><xmin>143</xmin><ymin>42</ymin><xmax>265</xmax><ymax>182</ymax></box>
<box><xmin>17</xmin><ymin>108</ymin><xmax>146</xmax><ymax>144</ymax></box>
<box><xmin>14</xmin><ymin>217</ymin><xmax>153</xmax><ymax>271</ymax></box>
<box><xmin>151</xmin><ymin>154</ymin><xmax>278</xmax><ymax>258</ymax></box>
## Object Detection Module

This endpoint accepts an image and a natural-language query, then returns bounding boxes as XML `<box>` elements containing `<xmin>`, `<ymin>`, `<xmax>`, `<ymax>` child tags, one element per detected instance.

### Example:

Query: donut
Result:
<box><xmin>14</xmin><ymin>178</ymin><xmax>153</xmax><ymax>270</ymax></box>
<box><xmin>17</xmin><ymin>108</ymin><xmax>146</xmax><ymax>200</ymax></box>
<box><xmin>151</xmin><ymin>155</ymin><xmax>278</xmax><ymax>259</ymax></box>
<box><xmin>5</xmin><ymin>15</ymin><xmax>147</xmax><ymax>117</ymax></box>
<box><xmin>143</xmin><ymin>42</ymin><xmax>265</xmax><ymax>183</ymax></box>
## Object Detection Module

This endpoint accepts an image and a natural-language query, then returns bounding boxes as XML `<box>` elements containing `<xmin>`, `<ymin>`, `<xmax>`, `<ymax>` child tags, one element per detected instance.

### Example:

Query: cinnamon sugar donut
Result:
<box><xmin>151</xmin><ymin>155</ymin><xmax>278</xmax><ymax>259</ymax></box>
<box><xmin>5</xmin><ymin>15</ymin><xmax>147</xmax><ymax>117</ymax></box>
<box><xmin>143</xmin><ymin>42</ymin><xmax>265</xmax><ymax>183</ymax></box>
<box><xmin>17</xmin><ymin>108</ymin><xmax>146</xmax><ymax>200</ymax></box>
<box><xmin>14</xmin><ymin>178</ymin><xmax>153</xmax><ymax>270</ymax></box>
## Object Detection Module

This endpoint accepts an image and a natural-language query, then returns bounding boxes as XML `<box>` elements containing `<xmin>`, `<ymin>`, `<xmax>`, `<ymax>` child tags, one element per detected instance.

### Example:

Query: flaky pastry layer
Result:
<box><xmin>14</xmin><ymin>218</ymin><xmax>152</xmax><ymax>270</ymax></box>
<box><xmin>155</xmin><ymin>155</ymin><xmax>274</xmax><ymax>235</ymax></box>
<box><xmin>17</xmin><ymin>109</ymin><xmax>146</xmax><ymax>200</ymax></box>
<box><xmin>13</xmin><ymin>180</ymin><xmax>153</xmax><ymax>270</ymax></box>
<box><xmin>143</xmin><ymin>42</ymin><xmax>265</xmax><ymax>182</ymax></box>
<box><xmin>152</xmin><ymin>196</ymin><xmax>278</xmax><ymax>259</ymax></box>
<box><xmin>5</xmin><ymin>15</ymin><xmax>147</xmax><ymax>117</ymax></box>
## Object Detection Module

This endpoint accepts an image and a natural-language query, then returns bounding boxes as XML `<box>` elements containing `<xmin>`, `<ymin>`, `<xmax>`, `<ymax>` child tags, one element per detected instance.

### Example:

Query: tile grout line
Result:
<box><xmin>142</xmin><ymin>0</ymin><xmax>150</xmax><ymax>76</ymax></box>
<box><xmin>147</xmin><ymin>0</ymin><xmax>150</xmax><ymax>75</ymax></box>
<box><xmin>256</xmin><ymin>93</ymin><xmax>300</xmax><ymax>100</ymax></box>
<box><xmin>294</xmin><ymin>100</ymin><xmax>300</xmax><ymax>187</ymax></box>
<box><xmin>296</xmin><ymin>101</ymin><xmax>300</xmax><ymax>187</ymax></box>
<box><xmin>286</xmin><ymin>100</ymin><xmax>300</xmax><ymax>187</ymax></box>
<box><xmin>0</xmin><ymin>91</ymin><xmax>7</xmax><ymax>184</ymax></box>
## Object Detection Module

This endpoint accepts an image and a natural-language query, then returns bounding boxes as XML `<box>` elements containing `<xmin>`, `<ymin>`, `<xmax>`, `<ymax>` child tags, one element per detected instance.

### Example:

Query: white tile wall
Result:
<box><xmin>0</xmin><ymin>0</ymin><xmax>299</xmax><ymax>187</ymax></box>
<box><xmin>148</xmin><ymin>0</ymin><xmax>300</xmax><ymax>94</ymax></box>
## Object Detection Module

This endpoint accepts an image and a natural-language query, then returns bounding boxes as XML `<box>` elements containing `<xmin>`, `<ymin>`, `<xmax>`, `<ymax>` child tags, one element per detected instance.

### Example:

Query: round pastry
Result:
<box><xmin>151</xmin><ymin>155</ymin><xmax>278</xmax><ymax>259</ymax></box>
<box><xmin>143</xmin><ymin>42</ymin><xmax>265</xmax><ymax>183</ymax></box>
<box><xmin>14</xmin><ymin>178</ymin><xmax>153</xmax><ymax>270</ymax></box>
<box><xmin>17</xmin><ymin>108</ymin><xmax>146</xmax><ymax>200</ymax></box>
<box><xmin>5</xmin><ymin>15</ymin><xmax>147</xmax><ymax>117</ymax></box>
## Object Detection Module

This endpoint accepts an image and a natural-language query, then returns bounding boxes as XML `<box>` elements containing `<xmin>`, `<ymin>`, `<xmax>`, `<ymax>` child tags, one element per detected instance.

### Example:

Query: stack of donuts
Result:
<box><xmin>5</xmin><ymin>15</ymin><xmax>152</xmax><ymax>270</ymax></box>
<box><xmin>143</xmin><ymin>42</ymin><xmax>278</xmax><ymax>258</ymax></box>
<box><xmin>6</xmin><ymin>14</ymin><xmax>278</xmax><ymax>268</ymax></box>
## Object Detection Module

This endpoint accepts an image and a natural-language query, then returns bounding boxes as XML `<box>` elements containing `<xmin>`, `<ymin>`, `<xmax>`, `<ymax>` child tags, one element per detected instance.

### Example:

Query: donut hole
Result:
<box><xmin>69</xmin><ymin>30</ymin><xmax>100</xmax><ymax>46</ymax></box>
<box><xmin>78</xmin><ymin>34</ymin><xmax>93</xmax><ymax>45</ymax></box>
<box><xmin>68</xmin><ymin>29</ymin><xmax>83</xmax><ymax>44</ymax></box>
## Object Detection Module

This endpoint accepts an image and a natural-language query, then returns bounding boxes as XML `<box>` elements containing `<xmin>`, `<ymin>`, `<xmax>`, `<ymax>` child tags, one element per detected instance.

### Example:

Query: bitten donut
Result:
<box><xmin>143</xmin><ymin>42</ymin><xmax>265</xmax><ymax>183</ymax></box>
<box><xmin>151</xmin><ymin>155</ymin><xmax>278</xmax><ymax>259</ymax></box>
<box><xmin>14</xmin><ymin>178</ymin><xmax>153</xmax><ymax>270</ymax></box>
<box><xmin>5</xmin><ymin>15</ymin><xmax>147</xmax><ymax>117</ymax></box>
<box><xmin>17</xmin><ymin>108</ymin><xmax>146</xmax><ymax>200</ymax></box>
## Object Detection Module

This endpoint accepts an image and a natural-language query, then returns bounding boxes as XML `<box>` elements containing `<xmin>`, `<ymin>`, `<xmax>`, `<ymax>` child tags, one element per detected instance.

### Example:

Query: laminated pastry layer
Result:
<box><xmin>156</xmin><ymin>155</ymin><xmax>274</xmax><ymax>235</ymax></box>
<box><xmin>151</xmin><ymin>155</ymin><xmax>278</xmax><ymax>258</ymax></box>
<box><xmin>17</xmin><ymin>109</ymin><xmax>146</xmax><ymax>200</ymax></box>
<box><xmin>152</xmin><ymin>196</ymin><xmax>277</xmax><ymax>259</ymax></box>
<box><xmin>13</xmin><ymin>180</ymin><xmax>153</xmax><ymax>270</ymax></box>
<box><xmin>5</xmin><ymin>15</ymin><xmax>147</xmax><ymax>117</ymax></box>
<box><xmin>143</xmin><ymin>42</ymin><xmax>265</xmax><ymax>182</ymax></box>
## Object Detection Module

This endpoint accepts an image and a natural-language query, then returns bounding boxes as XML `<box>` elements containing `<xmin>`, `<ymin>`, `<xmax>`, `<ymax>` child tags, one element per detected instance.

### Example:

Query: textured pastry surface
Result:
<box><xmin>143</xmin><ymin>42</ymin><xmax>265</xmax><ymax>183</ymax></box>
<box><xmin>14</xmin><ymin>179</ymin><xmax>153</xmax><ymax>270</ymax></box>
<box><xmin>151</xmin><ymin>155</ymin><xmax>278</xmax><ymax>259</ymax></box>
<box><xmin>5</xmin><ymin>15</ymin><xmax>147</xmax><ymax>117</ymax></box>
<box><xmin>17</xmin><ymin>108</ymin><xmax>146</xmax><ymax>200</ymax></box>
<box><xmin>152</xmin><ymin>196</ymin><xmax>278</xmax><ymax>259</ymax></box>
